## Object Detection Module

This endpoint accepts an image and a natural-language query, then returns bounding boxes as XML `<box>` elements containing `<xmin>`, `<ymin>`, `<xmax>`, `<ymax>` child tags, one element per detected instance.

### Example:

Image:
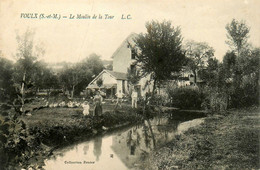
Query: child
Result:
<box><xmin>82</xmin><ymin>101</ymin><xmax>90</xmax><ymax>116</ymax></box>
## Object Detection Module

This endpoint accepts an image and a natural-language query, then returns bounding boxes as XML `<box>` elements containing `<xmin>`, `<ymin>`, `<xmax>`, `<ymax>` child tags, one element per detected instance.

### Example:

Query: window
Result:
<box><xmin>131</xmin><ymin>49</ymin><xmax>136</xmax><ymax>59</ymax></box>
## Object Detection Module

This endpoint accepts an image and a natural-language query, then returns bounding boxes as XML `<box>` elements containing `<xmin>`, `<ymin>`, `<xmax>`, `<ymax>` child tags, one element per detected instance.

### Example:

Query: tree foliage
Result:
<box><xmin>13</xmin><ymin>29</ymin><xmax>45</xmax><ymax>112</ymax></box>
<box><xmin>0</xmin><ymin>57</ymin><xmax>16</xmax><ymax>102</ymax></box>
<box><xmin>185</xmin><ymin>40</ymin><xmax>215</xmax><ymax>84</ymax></box>
<box><xmin>133</xmin><ymin>20</ymin><xmax>186</xmax><ymax>94</ymax></box>
<box><xmin>127</xmin><ymin>67</ymin><xmax>141</xmax><ymax>86</ymax></box>
<box><xmin>59</xmin><ymin>53</ymin><xmax>104</xmax><ymax>97</ymax></box>
<box><xmin>225</xmin><ymin>19</ymin><xmax>250</xmax><ymax>56</ymax></box>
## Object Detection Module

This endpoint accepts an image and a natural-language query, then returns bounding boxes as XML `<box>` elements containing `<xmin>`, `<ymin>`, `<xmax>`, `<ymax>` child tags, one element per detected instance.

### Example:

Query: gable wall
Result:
<box><xmin>113</xmin><ymin>42</ymin><xmax>132</xmax><ymax>73</ymax></box>
<box><xmin>90</xmin><ymin>71</ymin><xmax>117</xmax><ymax>86</ymax></box>
<box><xmin>112</xmin><ymin>35</ymin><xmax>136</xmax><ymax>74</ymax></box>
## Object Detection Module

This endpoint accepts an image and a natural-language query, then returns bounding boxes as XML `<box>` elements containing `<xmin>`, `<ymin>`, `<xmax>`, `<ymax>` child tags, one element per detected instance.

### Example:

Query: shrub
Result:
<box><xmin>201</xmin><ymin>88</ymin><xmax>228</xmax><ymax>113</ymax></box>
<box><xmin>167</xmin><ymin>87</ymin><xmax>205</xmax><ymax>109</ymax></box>
<box><xmin>230</xmin><ymin>82</ymin><xmax>259</xmax><ymax>108</ymax></box>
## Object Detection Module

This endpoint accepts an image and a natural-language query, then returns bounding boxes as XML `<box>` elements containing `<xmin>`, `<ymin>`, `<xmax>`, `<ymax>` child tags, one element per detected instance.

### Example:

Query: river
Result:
<box><xmin>42</xmin><ymin>114</ymin><xmax>204</xmax><ymax>170</ymax></box>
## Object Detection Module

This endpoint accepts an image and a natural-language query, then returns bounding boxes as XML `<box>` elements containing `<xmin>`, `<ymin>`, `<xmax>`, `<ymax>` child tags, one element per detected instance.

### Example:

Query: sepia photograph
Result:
<box><xmin>0</xmin><ymin>0</ymin><xmax>259</xmax><ymax>169</ymax></box>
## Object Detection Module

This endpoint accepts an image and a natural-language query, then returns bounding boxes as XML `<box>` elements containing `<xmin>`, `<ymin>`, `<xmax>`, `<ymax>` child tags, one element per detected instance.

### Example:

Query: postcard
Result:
<box><xmin>0</xmin><ymin>0</ymin><xmax>259</xmax><ymax>169</ymax></box>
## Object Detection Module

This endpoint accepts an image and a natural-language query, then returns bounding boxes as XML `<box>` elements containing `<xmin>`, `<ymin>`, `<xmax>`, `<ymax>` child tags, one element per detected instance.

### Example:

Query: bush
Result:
<box><xmin>168</xmin><ymin>87</ymin><xmax>205</xmax><ymax>109</ymax></box>
<box><xmin>201</xmin><ymin>88</ymin><xmax>228</xmax><ymax>113</ymax></box>
<box><xmin>230</xmin><ymin>82</ymin><xmax>259</xmax><ymax>108</ymax></box>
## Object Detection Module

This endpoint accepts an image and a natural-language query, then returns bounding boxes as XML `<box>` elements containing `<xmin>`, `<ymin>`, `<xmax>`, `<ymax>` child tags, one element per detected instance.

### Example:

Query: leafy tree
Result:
<box><xmin>198</xmin><ymin>57</ymin><xmax>220</xmax><ymax>87</ymax></box>
<box><xmin>74</xmin><ymin>54</ymin><xmax>104</xmax><ymax>95</ymax></box>
<box><xmin>32</xmin><ymin>61</ymin><xmax>59</xmax><ymax>96</ymax></box>
<box><xmin>59</xmin><ymin>65</ymin><xmax>78</xmax><ymax>98</ymax></box>
<box><xmin>0</xmin><ymin>56</ymin><xmax>16</xmax><ymax>102</ymax></box>
<box><xmin>59</xmin><ymin>53</ymin><xmax>104</xmax><ymax>98</ymax></box>
<box><xmin>185</xmin><ymin>40</ymin><xmax>215</xmax><ymax>84</ymax></box>
<box><xmin>132</xmin><ymin>20</ymin><xmax>186</xmax><ymax>96</ymax></box>
<box><xmin>13</xmin><ymin>29</ymin><xmax>45</xmax><ymax>113</ymax></box>
<box><xmin>221</xmin><ymin>19</ymin><xmax>259</xmax><ymax>108</ymax></box>
<box><xmin>225</xmin><ymin>19</ymin><xmax>250</xmax><ymax>57</ymax></box>
<box><xmin>127</xmin><ymin>66</ymin><xmax>141</xmax><ymax>91</ymax></box>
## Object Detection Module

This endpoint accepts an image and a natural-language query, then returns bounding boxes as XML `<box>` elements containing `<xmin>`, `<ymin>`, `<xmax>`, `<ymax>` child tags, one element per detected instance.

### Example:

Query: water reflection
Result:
<box><xmin>93</xmin><ymin>138</ymin><xmax>102</xmax><ymax>161</ymax></box>
<box><xmin>43</xmin><ymin>116</ymin><xmax>202</xmax><ymax>170</ymax></box>
<box><xmin>83</xmin><ymin>144</ymin><xmax>89</xmax><ymax>155</ymax></box>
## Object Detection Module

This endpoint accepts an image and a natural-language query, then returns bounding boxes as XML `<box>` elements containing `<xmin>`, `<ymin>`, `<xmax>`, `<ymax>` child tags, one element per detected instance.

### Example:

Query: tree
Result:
<box><xmin>225</xmin><ymin>19</ymin><xmax>250</xmax><ymax>57</ymax></box>
<box><xmin>58</xmin><ymin>53</ymin><xmax>104</xmax><ymax>98</ymax></box>
<box><xmin>13</xmin><ymin>29</ymin><xmax>45</xmax><ymax>113</ymax></box>
<box><xmin>0</xmin><ymin>56</ymin><xmax>16</xmax><ymax>102</ymax></box>
<box><xmin>127</xmin><ymin>66</ymin><xmax>141</xmax><ymax>90</ymax></box>
<box><xmin>74</xmin><ymin>53</ymin><xmax>104</xmax><ymax>96</ymax></box>
<box><xmin>133</xmin><ymin>20</ymin><xmax>186</xmax><ymax>96</ymax></box>
<box><xmin>59</xmin><ymin>65</ymin><xmax>79</xmax><ymax>98</ymax></box>
<box><xmin>185</xmin><ymin>40</ymin><xmax>215</xmax><ymax>84</ymax></box>
<box><xmin>198</xmin><ymin>57</ymin><xmax>220</xmax><ymax>88</ymax></box>
<box><xmin>222</xmin><ymin>19</ymin><xmax>259</xmax><ymax>107</ymax></box>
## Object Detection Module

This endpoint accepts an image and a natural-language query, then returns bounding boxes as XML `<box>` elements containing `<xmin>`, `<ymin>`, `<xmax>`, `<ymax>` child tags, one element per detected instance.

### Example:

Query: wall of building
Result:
<box><xmin>112</xmin><ymin>34</ymin><xmax>137</xmax><ymax>74</ymax></box>
<box><xmin>102</xmin><ymin>72</ymin><xmax>117</xmax><ymax>85</ymax></box>
<box><xmin>90</xmin><ymin>71</ymin><xmax>117</xmax><ymax>86</ymax></box>
<box><xmin>113</xmin><ymin>43</ymin><xmax>133</xmax><ymax>73</ymax></box>
<box><xmin>116</xmin><ymin>80</ymin><xmax>123</xmax><ymax>94</ymax></box>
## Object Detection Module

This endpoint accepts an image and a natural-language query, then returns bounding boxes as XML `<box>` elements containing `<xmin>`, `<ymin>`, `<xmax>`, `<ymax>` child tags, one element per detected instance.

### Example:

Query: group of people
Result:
<box><xmin>82</xmin><ymin>88</ymin><xmax>139</xmax><ymax>117</ymax></box>
<box><xmin>82</xmin><ymin>91</ymin><xmax>103</xmax><ymax>117</ymax></box>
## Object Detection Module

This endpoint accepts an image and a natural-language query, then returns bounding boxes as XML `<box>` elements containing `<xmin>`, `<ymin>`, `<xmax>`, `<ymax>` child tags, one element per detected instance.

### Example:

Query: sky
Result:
<box><xmin>0</xmin><ymin>0</ymin><xmax>259</xmax><ymax>63</ymax></box>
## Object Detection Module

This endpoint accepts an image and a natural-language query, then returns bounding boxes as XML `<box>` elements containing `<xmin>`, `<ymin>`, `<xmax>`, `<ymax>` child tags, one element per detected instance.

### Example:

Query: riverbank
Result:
<box><xmin>21</xmin><ymin>103</ymin><xmax>143</xmax><ymax>146</ymax></box>
<box><xmin>0</xmin><ymin>103</ymin><xmax>144</xmax><ymax>169</ymax></box>
<box><xmin>140</xmin><ymin>106</ymin><xmax>260</xmax><ymax>169</ymax></box>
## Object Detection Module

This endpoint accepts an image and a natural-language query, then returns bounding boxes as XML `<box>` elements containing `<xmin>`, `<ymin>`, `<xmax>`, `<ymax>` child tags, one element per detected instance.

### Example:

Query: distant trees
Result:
<box><xmin>201</xmin><ymin>19</ymin><xmax>259</xmax><ymax>110</ymax></box>
<box><xmin>166</xmin><ymin>19</ymin><xmax>258</xmax><ymax>111</ymax></box>
<box><xmin>59</xmin><ymin>53</ymin><xmax>104</xmax><ymax>98</ymax></box>
<box><xmin>33</xmin><ymin>61</ymin><xmax>59</xmax><ymax>95</ymax></box>
<box><xmin>184</xmin><ymin>40</ymin><xmax>215</xmax><ymax>84</ymax></box>
<box><xmin>198</xmin><ymin>57</ymin><xmax>220</xmax><ymax>87</ymax></box>
<box><xmin>133</xmin><ymin>20</ymin><xmax>186</xmax><ymax>96</ymax></box>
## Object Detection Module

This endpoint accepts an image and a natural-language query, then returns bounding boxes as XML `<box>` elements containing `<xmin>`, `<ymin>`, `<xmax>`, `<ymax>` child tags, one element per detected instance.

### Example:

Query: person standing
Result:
<box><xmin>115</xmin><ymin>90</ymin><xmax>124</xmax><ymax>108</ymax></box>
<box><xmin>131</xmin><ymin>88</ymin><xmax>138</xmax><ymax>108</ymax></box>
<box><xmin>93</xmin><ymin>91</ymin><xmax>102</xmax><ymax>117</ymax></box>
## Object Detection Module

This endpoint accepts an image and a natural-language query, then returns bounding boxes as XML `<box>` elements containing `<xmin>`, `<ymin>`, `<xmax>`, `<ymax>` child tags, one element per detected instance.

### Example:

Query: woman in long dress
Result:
<box><xmin>93</xmin><ymin>91</ymin><xmax>102</xmax><ymax>117</ymax></box>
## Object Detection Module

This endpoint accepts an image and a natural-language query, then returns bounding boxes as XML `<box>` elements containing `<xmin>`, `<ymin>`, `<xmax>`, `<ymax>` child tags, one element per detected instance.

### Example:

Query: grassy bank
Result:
<box><xmin>1</xmin><ymin>101</ymin><xmax>144</xmax><ymax>169</ymax></box>
<box><xmin>21</xmin><ymin>103</ymin><xmax>142</xmax><ymax>146</ymax></box>
<box><xmin>140</xmin><ymin>106</ymin><xmax>260</xmax><ymax>169</ymax></box>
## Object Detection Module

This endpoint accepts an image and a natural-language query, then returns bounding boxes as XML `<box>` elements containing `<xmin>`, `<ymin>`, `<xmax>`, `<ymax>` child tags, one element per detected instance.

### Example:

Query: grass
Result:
<box><xmin>20</xmin><ymin>102</ymin><xmax>142</xmax><ymax>147</ymax></box>
<box><xmin>140</xmin><ymin>106</ymin><xmax>260</xmax><ymax>170</ymax></box>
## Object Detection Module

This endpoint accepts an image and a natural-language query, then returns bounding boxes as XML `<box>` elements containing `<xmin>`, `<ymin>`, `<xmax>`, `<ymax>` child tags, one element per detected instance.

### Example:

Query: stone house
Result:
<box><xmin>87</xmin><ymin>33</ymin><xmax>200</xmax><ymax>98</ymax></box>
<box><xmin>87</xmin><ymin>33</ymin><xmax>153</xmax><ymax>98</ymax></box>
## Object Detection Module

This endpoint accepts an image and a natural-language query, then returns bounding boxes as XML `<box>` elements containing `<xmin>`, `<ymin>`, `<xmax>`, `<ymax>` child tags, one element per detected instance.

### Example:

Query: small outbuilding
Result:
<box><xmin>87</xmin><ymin>69</ymin><xmax>128</xmax><ymax>98</ymax></box>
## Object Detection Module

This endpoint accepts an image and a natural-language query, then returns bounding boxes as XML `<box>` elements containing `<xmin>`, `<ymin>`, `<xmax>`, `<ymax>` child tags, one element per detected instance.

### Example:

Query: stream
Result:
<box><xmin>43</xmin><ymin>114</ymin><xmax>205</xmax><ymax>170</ymax></box>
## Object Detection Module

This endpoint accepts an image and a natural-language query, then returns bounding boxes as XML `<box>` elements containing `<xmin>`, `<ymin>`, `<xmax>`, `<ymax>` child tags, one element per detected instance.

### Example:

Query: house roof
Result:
<box><xmin>87</xmin><ymin>69</ymin><xmax>127</xmax><ymax>89</ymax></box>
<box><xmin>111</xmin><ymin>32</ymin><xmax>138</xmax><ymax>59</ymax></box>
<box><xmin>106</xmin><ymin>70</ymin><xmax>127</xmax><ymax>80</ymax></box>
